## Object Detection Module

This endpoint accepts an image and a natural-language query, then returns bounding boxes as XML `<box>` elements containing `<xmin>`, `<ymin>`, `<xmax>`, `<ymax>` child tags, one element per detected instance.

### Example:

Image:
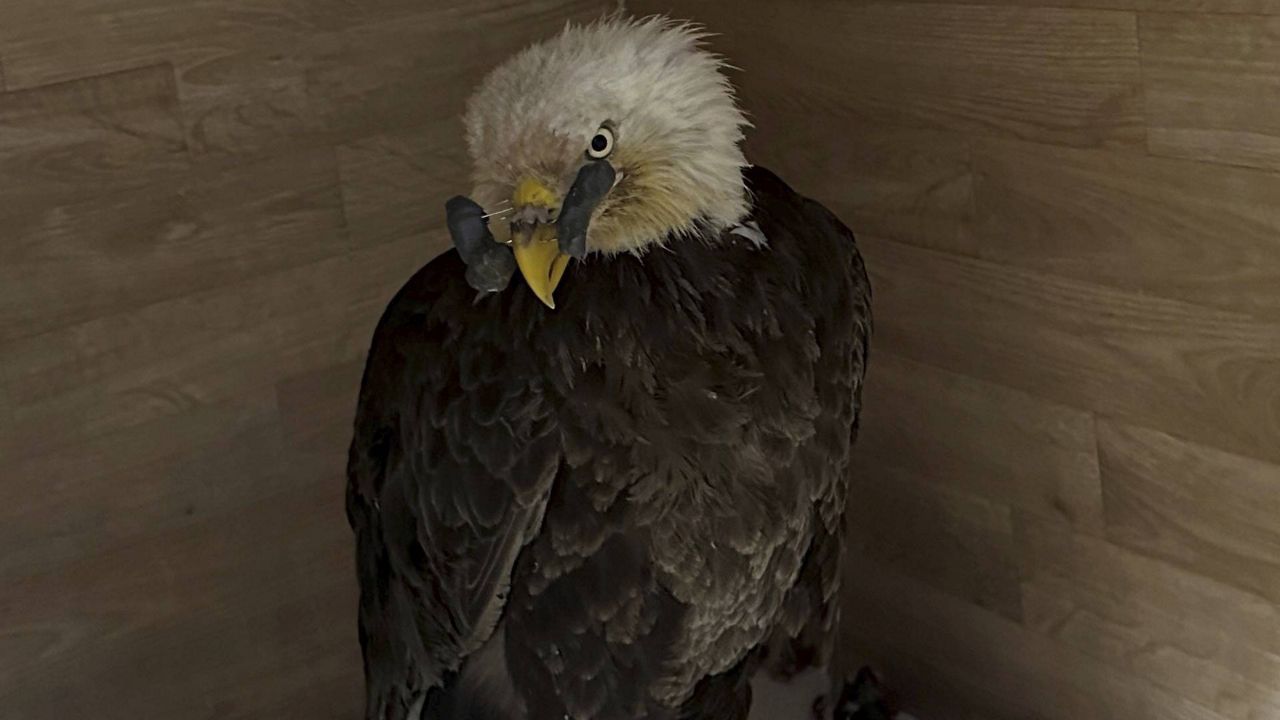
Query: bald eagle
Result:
<box><xmin>346</xmin><ymin>15</ymin><xmax>872</xmax><ymax>720</ymax></box>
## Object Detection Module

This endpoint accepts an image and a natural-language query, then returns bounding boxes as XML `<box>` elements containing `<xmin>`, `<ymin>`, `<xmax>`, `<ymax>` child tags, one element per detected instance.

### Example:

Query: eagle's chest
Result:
<box><xmin>522</xmin><ymin>263</ymin><xmax>821</xmax><ymax>573</ymax></box>
<box><xmin>494</xmin><ymin>240</ymin><xmax>832</xmax><ymax>712</ymax></box>
<box><xmin>507</xmin><ymin>309</ymin><xmax>817</xmax><ymax>687</ymax></box>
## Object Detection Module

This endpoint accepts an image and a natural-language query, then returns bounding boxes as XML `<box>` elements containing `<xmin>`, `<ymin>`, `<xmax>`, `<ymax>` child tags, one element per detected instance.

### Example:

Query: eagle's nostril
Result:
<box><xmin>511</xmin><ymin>205</ymin><xmax>555</xmax><ymax>227</ymax></box>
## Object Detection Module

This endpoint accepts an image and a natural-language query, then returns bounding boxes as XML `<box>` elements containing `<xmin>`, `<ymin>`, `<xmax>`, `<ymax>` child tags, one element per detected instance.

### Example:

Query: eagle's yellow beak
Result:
<box><xmin>510</xmin><ymin>177</ymin><xmax>570</xmax><ymax>309</ymax></box>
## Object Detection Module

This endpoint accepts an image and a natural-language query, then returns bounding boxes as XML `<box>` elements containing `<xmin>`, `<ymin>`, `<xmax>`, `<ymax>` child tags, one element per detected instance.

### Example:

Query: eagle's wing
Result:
<box><xmin>747</xmin><ymin>165</ymin><xmax>873</xmax><ymax>674</ymax></box>
<box><xmin>346</xmin><ymin>251</ymin><xmax>560</xmax><ymax>719</ymax></box>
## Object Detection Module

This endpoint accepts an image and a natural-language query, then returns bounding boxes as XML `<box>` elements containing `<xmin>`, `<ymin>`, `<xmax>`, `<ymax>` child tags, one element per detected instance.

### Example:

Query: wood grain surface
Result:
<box><xmin>0</xmin><ymin>2</ymin><xmax>613</xmax><ymax>718</ymax></box>
<box><xmin>647</xmin><ymin>0</ymin><xmax>1146</xmax><ymax>148</ymax></box>
<box><xmin>1142</xmin><ymin>13</ymin><xmax>1280</xmax><ymax>171</ymax></box>
<box><xmin>886</xmin><ymin>0</ymin><xmax>1280</xmax><ymax>12</ymax></box>
<box><xmin>1018</xmin><ymin>518</ymin><xmax>1280</xmax><ymax>720</ymax></box>
<box><xmin>0</xmin><ymin>147</ymin><xmax>350</xmax><ymax>342</ymax></box>
<box><xmin>0</xmin><ymin>64</ymin><xmax>189</xmax><ymax>212</ymax></box>
<box><xmin>856</xmin><ymin>353</ymin><xmax>1104</xmax><ymax>533</ymax></box>
<box><xmin>847</xmin><ymin>465</ymin><xmax>1025</xmax><ymax>621</ymax></box>
<box><xmin>337</xmin><ymin>123</ymin><xmax>468</xmax><ymax>249</ymax></box>
<box><xmin>840</xmin><ymin>552</ymin><xmax>1238</xmax><ymax>720</ymax></box>
<box><xmin>974</xmin><ymin>138</ymin><xmax>1280</xmax><ymax>317</ymax></box>
<box><xmin>1100</xmin><ymin>421</ymin><xmax>1280</xmax><ymax>605</ymax></box>
<box><xmin>4</xmin><ymin>0</ymin><xmax>1279</xmax><ymax>718</ymax></box>
<box><xmin>860</xmin><ymin>236</ymin><xmax>1280</xmax><ymax>465</ymax></box>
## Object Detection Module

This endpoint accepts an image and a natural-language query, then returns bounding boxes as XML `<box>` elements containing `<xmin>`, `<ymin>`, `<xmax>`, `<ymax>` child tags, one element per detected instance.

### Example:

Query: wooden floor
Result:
<box><xmin>0</xmin><ymin>2</ymin><xmax>614</xmax><ymax>718</ymax></box>
<box><xmin>3</xmin><ymin>1</ymin><xmax>1278</xmax><ymax>719</ymax></box>
<box><xmin>627</xmin><ymin>1</ymin><xmax>1280</xmax><ymax>718</ymax></box>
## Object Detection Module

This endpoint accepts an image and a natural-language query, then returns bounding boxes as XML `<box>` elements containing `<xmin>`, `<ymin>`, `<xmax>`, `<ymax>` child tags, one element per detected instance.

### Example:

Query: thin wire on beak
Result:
<box><xmin>481</xmin><ymin>198</ymin><xmax>514</xmax><ymax>220</ymax></box>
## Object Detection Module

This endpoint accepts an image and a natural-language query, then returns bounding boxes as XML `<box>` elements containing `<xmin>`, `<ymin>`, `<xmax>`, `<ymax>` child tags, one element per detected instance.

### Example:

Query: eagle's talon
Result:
<box><xmin>812</xmin><ymin>694</ymin><xmax>829</xmax><ymax>720</ymax></box>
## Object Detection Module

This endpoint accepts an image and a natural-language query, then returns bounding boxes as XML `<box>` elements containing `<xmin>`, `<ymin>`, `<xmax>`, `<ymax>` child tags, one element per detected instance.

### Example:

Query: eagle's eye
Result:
<box><xmin>587</xmin><ymin>126</ymin><xmax>614</xmax><ymax>159</ymax></box>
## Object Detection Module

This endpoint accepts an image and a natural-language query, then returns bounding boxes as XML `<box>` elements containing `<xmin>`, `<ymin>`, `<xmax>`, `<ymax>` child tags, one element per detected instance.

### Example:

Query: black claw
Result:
<box><xmin>464</xmin><ymin>247</ymin><xmax>516</xmax><ymax>294</ymax></box>
<box><xmin>812</xmin><ymin>695</ymin><xmax>829</xmax><ymax>720</ymax></box>
<box><xmin>446</xmin><ymin>195</ymin><xmax>515</xmax><ymax>293</ymax></box>
<box><xmin>834</xmin><ymin>667</ymin><xmax>896</xmax><ymax>720</ymax></box>
<box><xmin>445</xmin><ymin>195</ymin><xmax>494</xmax><ymax>265</ymax></box>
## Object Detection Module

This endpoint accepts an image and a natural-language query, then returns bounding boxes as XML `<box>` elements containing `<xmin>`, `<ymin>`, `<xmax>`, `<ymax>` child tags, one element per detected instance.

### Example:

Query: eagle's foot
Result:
<box><xmin>812</xmin><ymin>693</ymin><xmax>830</xmax><ymax>720</ymax></box>
<box><xmin>832</xmin><ymin>667</ymin><xmax>900</xmax><ymax>720</ymax></box>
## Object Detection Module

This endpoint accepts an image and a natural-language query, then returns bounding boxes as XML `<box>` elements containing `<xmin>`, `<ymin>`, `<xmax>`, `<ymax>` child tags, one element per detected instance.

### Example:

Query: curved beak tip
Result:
<box><xmin>508</xmin><ymin>167</ymin><xmax>610</xmax><ymax>307</ymax></box>
<box><xmin>511</xmin><ymin>223</ymin><xmax>569</xmax><ymax>310</ymax></box>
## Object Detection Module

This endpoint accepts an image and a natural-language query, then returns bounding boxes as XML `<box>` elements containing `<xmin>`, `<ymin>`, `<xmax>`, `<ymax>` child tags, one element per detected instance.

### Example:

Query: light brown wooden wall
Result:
<box><xmin>0</xmin><ymin>2</ymin><xmax>615</xmax><ymax>718</ymax></box>
<box><xmin>4</xmin><ymin>1</ymin><xmax>1278</xmax><ymax>718</ymax></box>
<box><xmin>628</xmin><ymin>1</ymin><xmax>1280</xmax><ymax>718</ymax></box>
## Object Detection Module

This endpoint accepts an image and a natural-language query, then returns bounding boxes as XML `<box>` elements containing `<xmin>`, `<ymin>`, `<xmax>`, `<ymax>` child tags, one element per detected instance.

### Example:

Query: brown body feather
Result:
<box><xmin>346</xmin><ymin>166</ymin><xmax>872</xmax><ymax>719</ymax></box>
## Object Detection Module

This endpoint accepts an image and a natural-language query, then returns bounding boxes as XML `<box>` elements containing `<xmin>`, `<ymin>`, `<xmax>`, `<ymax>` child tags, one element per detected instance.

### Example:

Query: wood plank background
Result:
<box><xmin>626</xmin><ymin>1</ymin><xmax>1280</xmax><ymax>718</ymax></box>
<box><xmin>2</xmin><ymin>1</ymin><xmax>1278</xmax><ymax>718</ymax></box>
<box><xmin>0</xmin><ymin>2</ymin><xmax>616</xmax><ymax>718</ymax></box>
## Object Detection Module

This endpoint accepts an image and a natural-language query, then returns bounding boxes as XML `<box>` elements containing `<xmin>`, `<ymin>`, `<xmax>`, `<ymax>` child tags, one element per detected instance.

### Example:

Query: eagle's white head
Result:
<box><xmin>461</xmin><ymin>14</ymin><xmax>751</xmax><ymax>306</ymax></box>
